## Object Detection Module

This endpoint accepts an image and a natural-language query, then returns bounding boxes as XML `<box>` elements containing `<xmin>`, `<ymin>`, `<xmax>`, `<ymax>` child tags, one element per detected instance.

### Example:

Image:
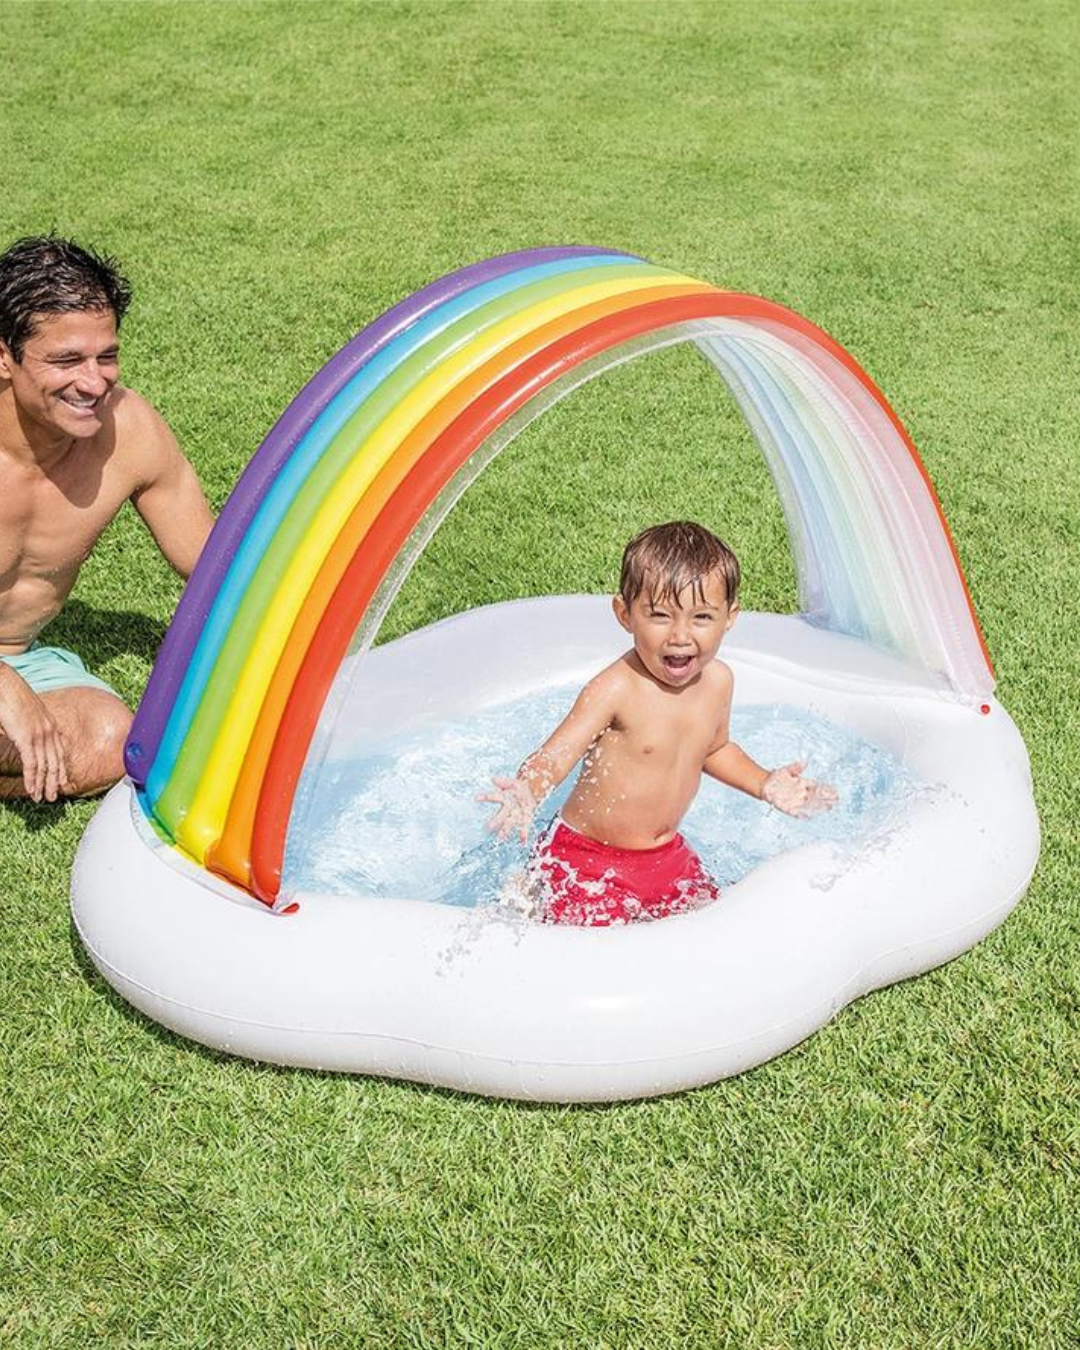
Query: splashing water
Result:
<box><xmin>283</xmin><ymin>684</ymin><xmax>922</xmax><ymax>908</ymax></box>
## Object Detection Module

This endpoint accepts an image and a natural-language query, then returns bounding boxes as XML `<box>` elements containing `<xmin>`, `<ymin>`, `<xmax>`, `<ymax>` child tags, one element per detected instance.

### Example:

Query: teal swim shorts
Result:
<box><xmin>0</xmin><ymin>644</ymin><xmax>119</xmax><ymax>698</ymax></box>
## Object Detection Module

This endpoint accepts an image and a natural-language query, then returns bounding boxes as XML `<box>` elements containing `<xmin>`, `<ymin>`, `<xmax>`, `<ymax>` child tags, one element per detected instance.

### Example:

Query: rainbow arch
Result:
<box><xmin>125</xmin><ymin>246</ymin><xmax>993</xmax><ymax>907</ymax></box>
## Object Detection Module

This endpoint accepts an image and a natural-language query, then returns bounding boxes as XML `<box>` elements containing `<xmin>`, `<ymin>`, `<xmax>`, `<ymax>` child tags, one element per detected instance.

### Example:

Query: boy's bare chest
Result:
<box><xmin>610</xmin><ymin>693</ymin><xmax>719</xmax><ymax>765</ymax></box>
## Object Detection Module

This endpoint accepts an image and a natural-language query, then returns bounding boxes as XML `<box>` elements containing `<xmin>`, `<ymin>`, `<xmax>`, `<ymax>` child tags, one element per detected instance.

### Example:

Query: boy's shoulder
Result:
<box><xmin>701</xmin><ymin>657</ymin><xmax>735</xmax><ymax>702</ymax></box>
<box><xmin>576</xmin><ymin>651</ymin><xmax>647</xmax><ymax>710</ymax></box>
<box><xmin>587</xmin><ymin>652</ymin><xmax>639</xmax><ymax>695</ymax></box>
<box><xmin>707</xmin><ymin>656</ymin><xmax>735</xmax><ymax>686</ymax></box>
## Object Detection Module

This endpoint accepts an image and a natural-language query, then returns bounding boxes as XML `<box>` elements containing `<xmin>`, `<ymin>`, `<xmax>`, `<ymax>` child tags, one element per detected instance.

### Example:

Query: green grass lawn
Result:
<box><xmin>2</xmin><ymin>1</ymin><xmax>1079</xmax><ymax>1345</ymax></box>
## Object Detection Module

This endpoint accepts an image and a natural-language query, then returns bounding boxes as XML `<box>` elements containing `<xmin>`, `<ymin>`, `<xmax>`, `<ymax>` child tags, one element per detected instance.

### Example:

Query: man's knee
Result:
<box><xmin>44</xmin><ymin>689</ymin><xmax>133</xmax><ymax>794</ymax></box>
<box><xmin>90</xmin><ymin>697</ymin><xmax>133</xmax><ymax>774</ymax></box>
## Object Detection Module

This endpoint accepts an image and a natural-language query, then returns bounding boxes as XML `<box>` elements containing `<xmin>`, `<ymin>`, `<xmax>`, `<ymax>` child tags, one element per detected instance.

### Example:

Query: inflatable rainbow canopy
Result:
<box><xmin>125</xmin><ymin>246</ymin><xmax>993</xmax><ymax>906</ymax></box>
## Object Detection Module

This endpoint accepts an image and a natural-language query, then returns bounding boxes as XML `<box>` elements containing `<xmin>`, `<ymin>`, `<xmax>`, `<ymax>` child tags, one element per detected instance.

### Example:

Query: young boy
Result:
<box><xmin>481</xmin><ymin>521</ymin><xmax>837</xmax><ymax>926</ymax></box>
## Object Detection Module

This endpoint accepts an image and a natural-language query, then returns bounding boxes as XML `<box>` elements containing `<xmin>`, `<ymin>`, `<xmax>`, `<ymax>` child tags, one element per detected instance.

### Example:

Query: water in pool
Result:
<box><xmin>283</xmin><ymin>683</ymin><xmax>921</xmax><ymax>907</ymax></box>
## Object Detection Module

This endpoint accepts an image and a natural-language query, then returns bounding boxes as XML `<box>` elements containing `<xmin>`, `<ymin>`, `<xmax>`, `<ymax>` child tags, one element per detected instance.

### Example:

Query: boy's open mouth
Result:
<box><xmin>662</xmin><ymin>654</ymin><xmax>694</xmax><ymax>674</ymax></box>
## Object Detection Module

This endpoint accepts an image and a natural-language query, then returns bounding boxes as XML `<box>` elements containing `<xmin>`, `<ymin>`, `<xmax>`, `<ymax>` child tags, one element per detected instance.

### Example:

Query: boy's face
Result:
<box><xmin>612</xmin><ymin>567</ymin><xmax>738</xmax><ymax>689</ymax></box>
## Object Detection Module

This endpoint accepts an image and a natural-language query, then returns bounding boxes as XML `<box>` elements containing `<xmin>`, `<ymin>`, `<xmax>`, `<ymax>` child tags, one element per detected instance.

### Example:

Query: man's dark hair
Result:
<box><xmin>0</xmin><ymin>236</ymin><xmax>132</xmax><ymax>361</ymax></box>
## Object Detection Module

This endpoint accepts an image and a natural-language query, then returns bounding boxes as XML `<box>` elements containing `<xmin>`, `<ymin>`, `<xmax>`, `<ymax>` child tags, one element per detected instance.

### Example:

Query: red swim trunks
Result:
<box><xmin>530</xmin><ymin>819</ymin><xmax>720</xmax><ymax>927</ymax></box>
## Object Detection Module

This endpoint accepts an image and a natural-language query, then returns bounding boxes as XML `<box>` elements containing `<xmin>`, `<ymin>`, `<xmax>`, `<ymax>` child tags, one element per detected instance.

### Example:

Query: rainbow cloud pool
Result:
<box><xmin>71</xmin><ymin>248</ymin><xmax>1039</xmax><ymax>1100</ymax></box>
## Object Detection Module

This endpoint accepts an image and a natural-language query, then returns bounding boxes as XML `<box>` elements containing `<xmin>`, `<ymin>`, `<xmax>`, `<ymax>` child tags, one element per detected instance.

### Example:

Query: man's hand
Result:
<box><xmin>0</xmin><ymin>666</ymin><xmax>68</xmax><ymax>801</ymax></box>
<box><xmin>761</xmin><ymin>761</ymin><xmax>838</xmax><ymax>819</ymax></box>
<box><xmin>477</xmin><ymin>776</ymin><xmax>538</xmax><ymax>844</ymax></box>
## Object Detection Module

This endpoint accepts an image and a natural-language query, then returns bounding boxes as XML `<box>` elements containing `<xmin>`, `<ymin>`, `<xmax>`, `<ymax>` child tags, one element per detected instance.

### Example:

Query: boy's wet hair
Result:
<box><xmin>0</xmin><ymin>235</ymin><xmax>132</xmax><ymax>361</ymax></box>
<box><xmin>619</xmin><ymin>521</ymin><xmax>741</xmax><ymax>608</ymax></box>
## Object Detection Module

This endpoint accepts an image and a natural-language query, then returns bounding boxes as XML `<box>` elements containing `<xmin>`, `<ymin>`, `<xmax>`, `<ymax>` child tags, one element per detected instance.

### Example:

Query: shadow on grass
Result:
<box><xmin>41</xmin><ymin>598</ymin><xmax>166</xmax><ymax>670</ymax></box>
<box><xmin>1</xmin><ymin>791</ymin><xmax>96</xmax><ymax>833</ymax></box>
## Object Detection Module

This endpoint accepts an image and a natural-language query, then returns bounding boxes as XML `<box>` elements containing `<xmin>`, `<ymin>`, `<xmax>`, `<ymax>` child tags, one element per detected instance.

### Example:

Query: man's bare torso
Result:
<box><xmin>561</xmin><ymin>654</ymin><xmax>729</xmax><ymax>849</ymax></box>
<box><xmin>0</xmin><ymin>388</ymin><xmax>146</xmax><ymax>654</ymax></box>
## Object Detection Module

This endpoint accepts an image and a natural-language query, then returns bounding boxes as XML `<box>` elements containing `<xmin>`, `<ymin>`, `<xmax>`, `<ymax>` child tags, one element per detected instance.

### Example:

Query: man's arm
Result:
<box><xmin>124</xmin><ymin>394</ymin><xmax>214</xmax><ymax>578</ymax></box>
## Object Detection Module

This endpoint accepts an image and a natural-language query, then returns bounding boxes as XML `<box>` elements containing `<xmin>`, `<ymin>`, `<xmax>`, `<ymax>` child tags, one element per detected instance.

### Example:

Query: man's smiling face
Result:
<box><xmin>0</xmin><ymin>308</ymin><xmax>120</xmax><ymax>441</ymax></box>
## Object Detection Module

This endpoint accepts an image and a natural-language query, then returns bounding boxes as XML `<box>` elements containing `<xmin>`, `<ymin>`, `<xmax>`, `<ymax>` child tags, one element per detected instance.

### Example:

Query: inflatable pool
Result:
<box><xmin>71</xmin><ymin>247</ymin><xmax>1039</xmax><ymax>1100</ymax></box>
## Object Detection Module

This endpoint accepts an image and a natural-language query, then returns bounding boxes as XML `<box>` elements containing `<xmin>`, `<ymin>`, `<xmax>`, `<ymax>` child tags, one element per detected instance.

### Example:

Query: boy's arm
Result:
<box><xmin>479</xmin><ymin>664</ymin><xmax>624</xmax><ymax>841</ymax></box>
<box><xmin>703</xmin><ymin>739</ymin><xmax>771</xmax><ymax>800</ymax></box>
<box><xmin>701</xmin><ymin>666</ymin><xmax>770</xmax><ymax>798</ymax></box>
<box><xmin>702</xmin><ymin>666</ymin><xmax>838</xmax><ymax>817</ymax></box>
<box><xmin>705</xmin><ymin>739</ymin><xmax>837</xmax><ymax>817</ymax></box>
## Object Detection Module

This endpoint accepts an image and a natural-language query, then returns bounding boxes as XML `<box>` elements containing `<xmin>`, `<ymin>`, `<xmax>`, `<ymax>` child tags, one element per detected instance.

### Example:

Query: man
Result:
<box><xmin>0</xmin><ymin>236</ymin><xmax>214</xmax><ymax>802</ymax></box>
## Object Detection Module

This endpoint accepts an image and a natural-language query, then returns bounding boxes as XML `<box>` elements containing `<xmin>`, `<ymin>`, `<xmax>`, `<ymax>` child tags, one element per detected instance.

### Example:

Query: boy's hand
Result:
<box><xmin>761</xmin><ymin>761</ymin><xmax>839</xmax><ymax>819</ymax></box>
<box><xmin>477</xmin><ymin>776</ymin><xmax>538</xmax><ymax>843</ymax></box>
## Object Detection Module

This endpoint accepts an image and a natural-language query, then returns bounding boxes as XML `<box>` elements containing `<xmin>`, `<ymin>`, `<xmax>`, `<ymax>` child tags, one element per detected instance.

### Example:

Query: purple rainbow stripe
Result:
<box><xmin>125</xmin><ymin>246</ymin><xmax>634</xmax><ymax>778</ymax></box>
